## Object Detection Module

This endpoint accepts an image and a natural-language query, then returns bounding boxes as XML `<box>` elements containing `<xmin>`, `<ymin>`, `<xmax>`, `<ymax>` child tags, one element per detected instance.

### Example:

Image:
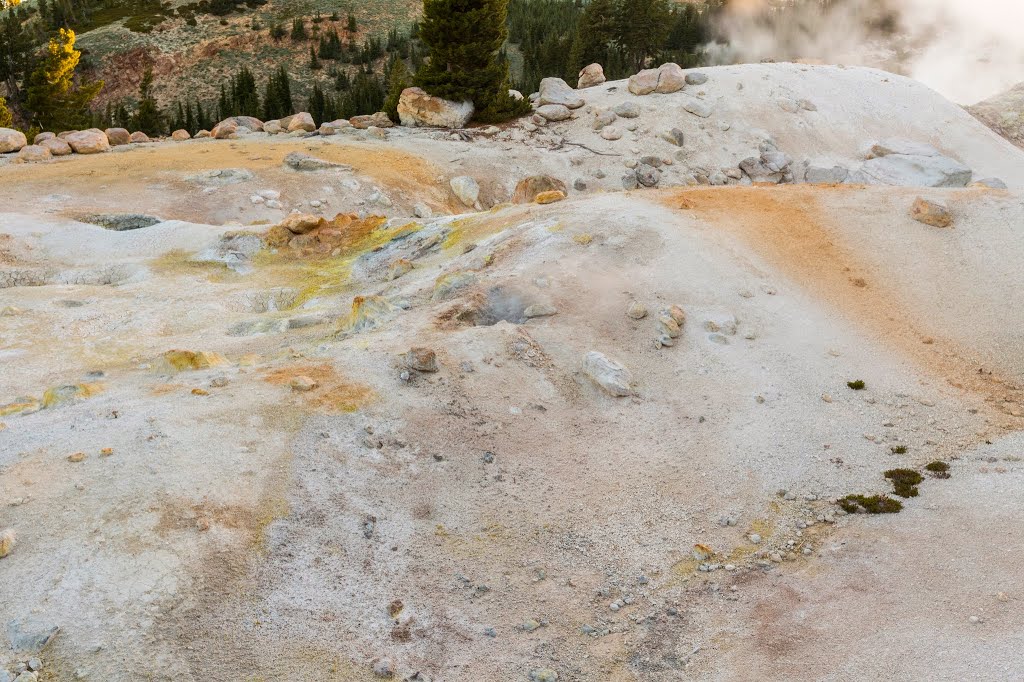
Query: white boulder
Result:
<box><xmin>397</xmin><ymin>87</ymin><xmax>474</xmax><ymax>128</ymax></box>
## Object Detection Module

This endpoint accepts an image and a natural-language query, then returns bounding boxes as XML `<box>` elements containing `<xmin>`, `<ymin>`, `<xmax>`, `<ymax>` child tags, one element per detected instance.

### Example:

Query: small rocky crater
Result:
<box><xmin>80</xmin><ymin>213</ymin><xmax>162</xmax><ymax>231</ymax></box>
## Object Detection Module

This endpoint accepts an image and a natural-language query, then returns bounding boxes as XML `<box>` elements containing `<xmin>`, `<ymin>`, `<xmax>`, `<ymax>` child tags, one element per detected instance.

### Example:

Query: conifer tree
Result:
<box><xmin>133</xmin><ymin>67</ymin><xmax>162</xmax><ymax>134</ymax></box>
<box><xmin>568</xmin><ymin>0</ymin><xmax>616</xmax><ymax>73</ymax></box>
<box><xmin>415</xmin><ymin>0</ymin><xmax>528</xmax><ymax>122</ymax></box>
<box><xmin>25</xmin><ymin>28</ymin><xmax>101</xmax><ymax>131</ymax></box>
<box><xmin>0</xmin><ymin>95</ymin><xmax>12</xmax><ymax>127</ymax></box>
<box><xmin>309</xmin><ymin>45</ymin><xmax>321</xmax><ymax>70</ymax></box>
<box><xmin>382</xmin><ymin>56</ymin><xmax>409</xmax><ymax>123</ymax></box>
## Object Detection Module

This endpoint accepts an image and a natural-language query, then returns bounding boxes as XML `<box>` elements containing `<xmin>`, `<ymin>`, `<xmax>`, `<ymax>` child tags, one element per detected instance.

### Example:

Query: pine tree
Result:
<box><xmin>568</xmin><ymin>0</ymin><xmax>616</xmax><ymax>74</ymax></box>
<box><xmin>308</xmin><ymin>82</ymin><xmax>326</xmax><ymax>124</ymax></box>
<box><xmin>290</xmin><ymin>18</ymin><xmax>306</xmax><ymax>40</ymax></box>
<box><xmin>382</xmin><ymin>56</ymin><xmax>409</xmax><ymax>123</ymax></box>
<box><xmin>25</xmin><ymin>28</ymin><xmax>102</xmax><ymax>132</ymax></box>
<box><xmin>133</xmin><ymin>67</ymin><xmax>162</xmax><ymax>135</ymax></box>
<box><xmin>415</xmin><ymin>0</ymin><xmax>528</xmax><ymax>123</ymax></box>
<box><xmin>346</xmin><ymin>14</ymin><xmax>357</xmax><ymax>33</ymax></box>
<box><xmin>262</xmin><ymin>65</ymin><xmax>293</xmax><ymax>120</ymax></box>
<box><xmin>309</xmin><ymin>45</ymin><xmax>321</xmax><ymax>70</ymax></box>
<box><xmin>614</xmin><ymin>0</ymin><xmax>672</xmax><ymax>71</ymax></box>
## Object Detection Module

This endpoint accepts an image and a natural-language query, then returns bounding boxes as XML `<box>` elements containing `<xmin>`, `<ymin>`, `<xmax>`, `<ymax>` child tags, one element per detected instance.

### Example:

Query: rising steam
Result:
<box><xmin>709</xmin><ymin>0</ymin><xmax>1024</xmax><ymax>105</ymax></box>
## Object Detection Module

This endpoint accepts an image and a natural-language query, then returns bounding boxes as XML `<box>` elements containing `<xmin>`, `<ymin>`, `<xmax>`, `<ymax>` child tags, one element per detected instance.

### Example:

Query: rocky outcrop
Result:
<box><xmin>65</xmin><ymin>129</ymin><xmax>110</xmax><ymax>154</ymax></box>
<box><xmin>211</xmin><ymin>116</ymin><xmax>263</xmax><ymax>138</ymax></box>
<box><xmin>397</xmin><ymin>87</ymin><xmax>474</xmax><ymax>128</ymax></box>
<box><xmin>577</xmin><ymin>63</ymin><xmax>606</xmax><ymax>89</ymax></box>
<box><xmin>104</xmin><ymin>128</ymin><xmax>131</xmax><ymax>146</ymax></box>
<box><xmin>0</xmin><ymin>128</ymin><xmax>27</xmax><ymax>153</ymax></box>
<box><xmin>852</xmin><ymin>153</ymin><xmax>972</xmax><ymax>187</ymax></box>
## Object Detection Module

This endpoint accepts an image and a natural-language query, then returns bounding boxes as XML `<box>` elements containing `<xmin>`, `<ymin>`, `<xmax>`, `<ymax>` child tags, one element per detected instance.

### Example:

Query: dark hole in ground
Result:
<box><xmin>474</xmin><ymin>286</ymin><xmax>530</xmax><ymax>326</ymax></box>
<box><xmin>81</xmin><ymin>214</ymin><xmax>162</xmax><ymax>231</ymax></box>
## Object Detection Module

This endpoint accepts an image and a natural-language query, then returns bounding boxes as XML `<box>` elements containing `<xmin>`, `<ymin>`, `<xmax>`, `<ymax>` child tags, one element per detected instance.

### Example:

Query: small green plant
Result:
<box><xmin>847</xmin><ymin>380</ymin><xmax>866</xmax><ymax>390</ymax></box>
<box><xmin>884</xmin><ymin>468</ymin><xmax>923</xmax><ymax>497</ymax></box>
<box><xmin>890</xmin><ymin>445</ymin><xmax>908</xmax><ymax>454</ymax></box>
<box><xmin>925</xmin><ymin>461</ymin><xmax>951</xmax><ymax>478</ymax></box>
<box><xmin>839</xmin><ymin>494</ymin><xmax>903</xmax><ymax>514</ymax></box>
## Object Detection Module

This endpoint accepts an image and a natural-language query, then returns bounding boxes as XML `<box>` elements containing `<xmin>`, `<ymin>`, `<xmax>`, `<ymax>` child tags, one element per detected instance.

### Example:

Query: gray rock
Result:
<box><xmin>804</xmin><ymin>160</ymin><xmax>849</xmax><ymax>184</ymax></box>
<box><xmin>969</xmin><ymin>177</ymin><xmax>1008</xmax><ymax>189</ymax></box>
<box><xmin>536</xmin><ymin>104</ymin><xmax>572</xmax><ymax>122</ymax></box>
<box><xmin>850</xmin><ymin>154</ymin><xmax>972</xmax><ymax>187</ymax></box>
<box><xmin>593</xmin><ymin>110</ymin><xmax>617</xmax><ymax>129</ymax></box>
<box><xmin>538</xmin><ymin>77</ymin><xmax>584</xmax><ymax>109</ymax></box>
<box><xmin>284</xmin><ymin>154</ymin><xmax>345</xmax><ymax>173</ymax></box>
<box><xmin>621</xmin><ymin>173</ymin><xmax>639</xmax><ymax>190</ymax></box>
<box><xmin>686</xmin><ymin>72</ymin><xmax>708</xmax><ymax>85</ymax></box>
<box><xmin>524</xmin><ymin>303</ymin><xmax>557</xmax><ymax>318</ymax></box>
<box><xmin>660</xmin><ymin>128</ymin><xmax>685</xmax><ymax>146</ymax></box>
<box><xmin>613</xmin><ymin>101</ymin><xmax>640</xmax><ymax>118</ymax></box>
<box><xmin>573</xmin><ymin>178</ymin><xmax>587</xmax><ymax>191</ymax></box>
<box><xmin>529</xmin><ymin>669</ymin><xmax>558</xmax><ymax>682</ymax></box>
<box><xmin>681</xmin><ymin>97</ymin><xmax>713</xmax><ymax>118</ymax></box>
<box><xmin>413</xmin><ymin>202</ymin><xmax>433</xmax><ymax>219</ymax></box>
<box><xmin>600</xmin><ymin>126</ymin><xmax>622</xmax><ymax>141</ymax></box>
<box><xmin>778</xmin><ymin>97</ymin><xmax>800</xmax><ymax>113</ymax></box>
<box><xmin>371</xmin><ymin>657</ymin><xmax>395</xmax><ymax>678</ymax></box>
<box><xmin>6</xmin><ymin>620</ymin><xmax>59</xmax><ymax>653</ymax></box>
<box><xmin>635</xmin><ymin>164</ymin><xmax>661</xmax><ymax>187</ymax></box>
<box><xmin>450</xmin><ymin>176</ymin><xmax>481</xmax><ymax>208</ymax></box>
<box><xmin>582</xmin><ymin>351</ymin><xmax>632</xmax><ymax>396</ymax></box>
<box><xmin>81</xmin><ymin>213</ymin><xmax>161</xmax><ymax>231</ymax></box>
<box><xmin>709</xmin><ymin>171</ymin><xmax>728</xmax><ymax>186</ymax></box>
<box><xmin>187</xmin><ymin>168</ymin><xmax>254</xmax><ymax>186</ymax></box>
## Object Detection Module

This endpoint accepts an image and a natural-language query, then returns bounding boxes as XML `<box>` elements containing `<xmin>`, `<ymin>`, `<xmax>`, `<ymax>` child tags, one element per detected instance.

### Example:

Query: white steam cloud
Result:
<box><xmin>711</xmin><ymin>0</ymin><xmax>1024</xmax><ymax>105</ymax></box>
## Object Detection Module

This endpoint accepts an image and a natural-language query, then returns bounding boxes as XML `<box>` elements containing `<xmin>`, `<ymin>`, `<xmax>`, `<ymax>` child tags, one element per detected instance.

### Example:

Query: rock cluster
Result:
<box><xmin>628</xmin><ymin>63</ymin><xmax>690</xmax><ymax>96</ymax></box>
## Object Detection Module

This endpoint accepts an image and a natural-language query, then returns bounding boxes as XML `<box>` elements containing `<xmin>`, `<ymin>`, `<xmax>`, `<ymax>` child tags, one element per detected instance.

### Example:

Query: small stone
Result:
<box><xmin>626</xmin><ymin>301</ymin><xmax>648</xmax><ymax>319</ymax></box>
<box><xmin>582</xmin><ymin>351</ymin><xmax>632</xmax><ymax>397</ymax></box>
<box><xmin>600</xmin><ymin>126</ymin><xmax>622</xmax><ymax>141</ymax></box>
<box><xmin>529</xmin><ymin>669</ymin><xmax>558</xmax><ymax>682</ymax></box>
<box><xmin>524</xmin><ymin>304</ymin><xmax>557</xmax><ymax>318</ymax></box>
<box><xmin>67</xmin><ymin>452</ymin><xmax>85</xmax><ymax>463</ymax></box>
<box><xmin>26</xmin><ymin>660</ymin><xmax>40</xmax><ymax>673</ymax></box>
<box><xmin>371</xmin><ymin>657</ymin><xmax>395</xmax><ymax>678</ymax></box>
<box><xmin>682</xmin><ymin>97</ymin><xmax>713</xmax><ymax>118</ymax></box>
<box><xmin>968</xmin><ymin>616</ymin><xmax>981</xmax><ymax>624</ymax></box>
<box><xmin>685</xmin><ymin>72</ymin><xmax>708</xmax><ymax>85</ymax></box>
<box><xmin>290</xmin><ymin>376</ymin><xmax>318</xmax><ymax>392</ymax></box>
<box><xmin>748</xmin><ymin>533</ymin><xmax>761</xmax><ymax>544</ymax></box>
<box><xmin>911</xmin><ymin>197</ymin><xmax>953</xmax><ymax>228</ymax></box>
<box><xmin>403</xmin><ymin>347</ymin><xmax>439</xmax><ymax>372</ymax></box>
<box><xmin>661</xmin><ymin>128</ymin><xmax>685</xmax><ymax>147</ymax></box>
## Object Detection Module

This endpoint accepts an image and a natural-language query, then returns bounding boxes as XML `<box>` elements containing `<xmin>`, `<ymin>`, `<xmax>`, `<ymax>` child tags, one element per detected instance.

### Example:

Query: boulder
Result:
<box><xmin>171</xmin><ymin>129</ymin><xmax>191</xmax><ymax>141</ymax></box>
<box><xmin>685</xmin><ymin>72</ymin><xmax>708</xmax><ymax>85</ymax></box>
<box><xmin>628</xmin><ymin>69</ymin><xmax>660</xmax><ymax>96</ymax></box>
<box><xmin>850</xmin><ymin>154</ymin><xmax>972</xmax><ymax>187</ymax></box>
<box><xmin>39</xmin><ymin>137</ymin><xmax>72</xmax><ymax>156</ymax></box>
<box><xmin>280</xmin><ymin>213</ymin><xmax>325</xmax><ymax>235</ymax></box>
<box><xmin>195</xmin><ymin>130</ymin><xmax>211</xmax><ymax>138</ymax></box>
<box><xmin>911</xmin><ymin>197</ymin><xmax>953</xmax><ymax>227</ymax></box>
<box><xmin>582</xmin><ymin>351</ymin><xmax>632</xmax><ymax>397</ymax></box>
<box><xmin>536</xmin><ymin>104</ymin><xmax>572</xmax><ymax>121</ymax></box>
<box><xmin>57</xmin><ymin>130</ymin><xmax>76</xmax><ymax>139</ymax></box>
<box><xmin>636</xmin><ymin>163</ymin><xmax>661</xmax><ymax>187</ymax></box>
<box><xmin>318</xmin><ymin>123</ymin><xmax>337</xmax><ymax>136</ymax></box>
<box><xmin>513</xmin><ymin>175</ymin><xmax>567</xmax><ymax>204</ymax></box>
<box><xmin>578</xmin><ymin>63</ymin><xmax>606</xmax><ymax>89</ymax></box>
<box><xmin>351</xmin><ymin>112</ymin><xmax>394</xmax><ymax>129</ymax></box>
<box><xmin>33</xmin><ymin>132</ymin><xmax>55</xmax><ymax>144</ymax></box>
<box><xmin>450</xmin><ymin>176</ymin><xmax>480</xmax><ymax>209</ymax></box>
<box><xmin>287</xmin><ymin>112</ymin><xmax>316</xmax><ymax>133</ymax></box>
<box><xmin>213</xmin><ymin>122</ymin><xmax>238</xmax><ymax>139</ymax></box>
<box><xmin>213</xmin><ymin>116</ymin><xmax>263</xmax><ymax>135</ymax></box>
<box><xmin>538</xmin><ymin>77</ymin><xmax>584</xmax><ymax>109</ymax></box>
<box><xmin>65</xmin><ymin>129</ymin><xmax>110</xmax><ymax>154</ymax></box>
<box><xmin>104</xmin><ymin>128</ymin><xmax>131</xmax><ymax>146</ymax></box>
<box><xmin>15</xmin><ymin>145</ymin><xmax>51</xmax><ymax>163</ymax></box>
<box><xmin>655</xmin><ymin>63</ymin><xmax>687</xmax><ymax>94</ymax></box>
<box><xmin>0</xmin><ymin>128</ymin><xmax>27</xmax><ymax>153</ymax></box>
<box><xmin>397</xmin><ymin>87</ymin><xmax>474</xmax><ymax>128</ymax></box>
<box><xmin>129</xmin><ymin>131</ymin><xmax>150</xmax><ymax>143</ymax></box>
<box><xmin>509</xmin><ymin>89</ymin><xmax>524</xmax><ymax>101</ymax></box>
<box><xmin>263</xmin><ymin>121</ymin><xmax>284</xmax><ymax>135</ymax></box>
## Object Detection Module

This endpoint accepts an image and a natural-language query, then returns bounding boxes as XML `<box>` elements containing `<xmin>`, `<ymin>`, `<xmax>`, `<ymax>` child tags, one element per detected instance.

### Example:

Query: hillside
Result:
<box><xmin>968</xmin><ymin>81</ymin><xmax>1024</xmax><ymax>150</ymax></box>
<box><xmin>1</xmin><ymin>63</ymin><xmax>1024</xmax><ymax>680</ymax></box>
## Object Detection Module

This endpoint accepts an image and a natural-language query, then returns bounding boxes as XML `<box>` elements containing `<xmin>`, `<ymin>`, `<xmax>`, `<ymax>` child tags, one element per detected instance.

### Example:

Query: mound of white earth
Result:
<box><xmin>1</xmin><ymin>63</ymin><xmax>1023</xmax><ymax>681</ymax></box>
